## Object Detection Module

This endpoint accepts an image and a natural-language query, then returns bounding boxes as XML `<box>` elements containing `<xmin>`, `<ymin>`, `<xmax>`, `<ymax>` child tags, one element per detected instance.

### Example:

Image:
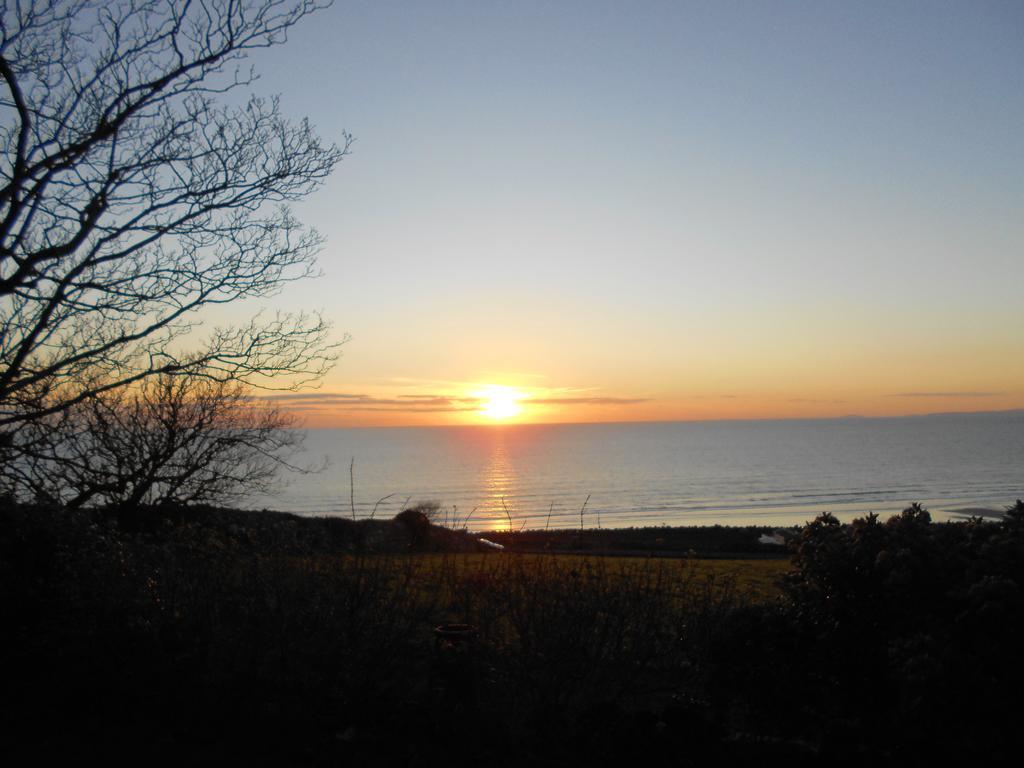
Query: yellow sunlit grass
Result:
<box><xmin>475</xmin><ymin>385</ymin><xmax>525</xmax><ymax>421</ymax></box>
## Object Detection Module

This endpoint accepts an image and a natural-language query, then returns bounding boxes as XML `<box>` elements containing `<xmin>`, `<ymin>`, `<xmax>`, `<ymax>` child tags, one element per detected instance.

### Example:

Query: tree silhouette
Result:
<box><xmin>0</xmin><ymin>0</ymin><xmax>346</xmax><ymax>442</ymax></box>
<box><xmin>5</xmin><ymin>371</ymin><xmax>307</xmax><ymax>507</ymax></box>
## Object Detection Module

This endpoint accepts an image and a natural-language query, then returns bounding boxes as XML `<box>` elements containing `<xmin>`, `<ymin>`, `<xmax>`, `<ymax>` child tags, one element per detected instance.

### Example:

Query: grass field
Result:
<box><xmin>6</xmin><ymin>502</ymin><xmax>1022</xmax><ymax>763</ymax></box>
<box><xmin>411</xmin><ymin>552</ymin><xmax>790</xmax><ymax>602</ymax></box>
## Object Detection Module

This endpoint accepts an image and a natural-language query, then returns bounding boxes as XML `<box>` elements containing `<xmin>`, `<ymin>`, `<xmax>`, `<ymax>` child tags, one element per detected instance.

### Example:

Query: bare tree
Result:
<box><xmin>3</xmin><ymin>370</ymin><xmax>308</xmax><ymax>507</ymax></box>
<box><xmin>0</xmin><ymin>0</ymin><xmax>347</xmax><ymax>437</ymax></box>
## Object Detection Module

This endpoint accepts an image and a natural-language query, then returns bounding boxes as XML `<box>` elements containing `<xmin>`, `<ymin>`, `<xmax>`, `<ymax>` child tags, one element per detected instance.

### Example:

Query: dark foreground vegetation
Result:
<box><xmin>2</xmin><ymin>500</ymin><xmax>1023</xmax><ymax>766</ymax></box>
<box><xmin>484</xmin><ymin>523</ymin><xmax>792</xmax><ymax>557</ymax></box>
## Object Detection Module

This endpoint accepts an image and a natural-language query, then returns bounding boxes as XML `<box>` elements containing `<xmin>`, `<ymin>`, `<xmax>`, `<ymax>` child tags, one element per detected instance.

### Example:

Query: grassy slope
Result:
<box><xmin>413</xmin><ymin>552</ymin><xmax>789</xmax><ymax>601</ymax></box>
<box><xmin>6</xmin><ymin>501</ymin><xmax>1021</xmax><ymax>764</ymax></box>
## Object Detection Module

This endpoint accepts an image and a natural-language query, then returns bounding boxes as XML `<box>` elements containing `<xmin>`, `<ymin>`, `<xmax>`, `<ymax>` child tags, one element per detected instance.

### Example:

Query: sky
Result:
<box><xmin>221</xmin><ymin>0</ymin><xmax>1022</xmax><ymax>426</ymax></box>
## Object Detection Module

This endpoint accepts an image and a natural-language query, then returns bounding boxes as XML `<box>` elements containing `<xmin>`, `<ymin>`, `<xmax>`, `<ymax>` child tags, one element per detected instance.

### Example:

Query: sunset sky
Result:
<box><xmin>224</xmin><ymin>1</ymin><xmax>1021</xmax><ymax>426</ymax></box>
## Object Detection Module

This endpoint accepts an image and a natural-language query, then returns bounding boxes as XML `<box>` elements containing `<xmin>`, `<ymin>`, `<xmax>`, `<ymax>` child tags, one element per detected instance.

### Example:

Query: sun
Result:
<box><xmin>476</xmin><ymin>385</ymin><xmax>524</xmax><ymax>421</ymax></box>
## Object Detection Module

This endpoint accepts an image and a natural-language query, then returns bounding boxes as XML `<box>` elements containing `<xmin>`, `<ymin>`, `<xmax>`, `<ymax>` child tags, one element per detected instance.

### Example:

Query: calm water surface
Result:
<box><xmin>249</xmin><ymin>413</ymin><xmax>1024</xmax><ymax>530</ymax></box>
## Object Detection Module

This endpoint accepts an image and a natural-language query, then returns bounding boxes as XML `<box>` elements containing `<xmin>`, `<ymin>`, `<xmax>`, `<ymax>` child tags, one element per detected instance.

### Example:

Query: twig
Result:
<box><xmin>580</xmin><ymin>494</ymin><xmax>590</xmax><ymax>532</ymax></box>
<box><xmin>461</xmin><ymin>506</ymin><xmax>479</xmax><ymax>530</ymax></box>
<box><xmin>545</xmin><ymin>501</ymin><xmax>554</xmax><ymax>531</ymax></box>
<box><xmin>349</xmin><ymin>458</ymin><xmax>355</xmax><ymax>520</ymax></box>
<box><xmin>501</xmin><ymin>496</ymin><xmax>515</xmax><ymax>536</ymax></box>
<box><xmin>370</xmin><ymin>493</ymin><xmax>396</xmax><ymax>521</ymax></box>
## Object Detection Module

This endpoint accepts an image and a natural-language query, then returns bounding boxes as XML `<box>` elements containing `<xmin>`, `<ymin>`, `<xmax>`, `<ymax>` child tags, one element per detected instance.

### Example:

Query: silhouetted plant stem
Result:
<box><xmin>371</xmin><ymin>493</ymin><xmax>396</xmax><ymax>521</ymax></box>
<box><xmin>502</xmin><ymin>497</ymin><xmax>514</xmax><ymax>539</ymax></box>
<box><xmin>350</xmin><ymin>458</ymin><xmax>356</xmax><ymax>520</ymax></box>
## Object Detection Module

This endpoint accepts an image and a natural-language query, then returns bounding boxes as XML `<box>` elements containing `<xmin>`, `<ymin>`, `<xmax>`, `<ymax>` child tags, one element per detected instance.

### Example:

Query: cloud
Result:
<box><xmin>258</xmin><ymin>393</ymin><xmax>478</xmax><ymax>413</ymax></box>
<box><xmin>257</xmin><ymin>391</ymin><xmax>649</xmax><ymax>413</ymax></box>
<box><xmin>259</xmin><ymin>393</ymin><xmax>373</xmax><ymax>402</ymax></box>
<box><xmin>528</xmin><ymin>396</ymin><xmax>651</xmax><ymax>406</ymax></box>
<box><xmin>887</xmin><ymin>391</ymin><xmax>1002</xmax><ymax>398</ymax></box>
<box><xmin>397</xmin><ymin>395</ymin><xmax>478</xmax><ymax>404</ymax></box>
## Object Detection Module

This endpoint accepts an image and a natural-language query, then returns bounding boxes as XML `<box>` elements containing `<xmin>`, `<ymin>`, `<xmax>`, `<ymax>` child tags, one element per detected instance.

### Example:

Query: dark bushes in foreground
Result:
<box><xmin>2</xmin><ymin>501</ymin><xmax>1023</xmax><ymax>765</ymax></box>
<box><xmin>776</xmin><ymin>502</ymin><xmax>1024</xmax><ymax>764</ymax></box>
<box><xmin>706</xmin><ymin>501</ymin><xmax>1024</xmax><ymax>765</ymax></box>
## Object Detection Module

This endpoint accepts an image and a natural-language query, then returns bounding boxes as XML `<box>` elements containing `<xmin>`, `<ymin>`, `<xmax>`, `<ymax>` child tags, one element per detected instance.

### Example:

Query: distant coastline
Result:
<box><xmin>302</xmin><ymin>407</ymin><xmax>1024</xmax><ymax>431</ymax></box>
<box><xmin>947</xmin><ymin>506</ymin><xmax>1007</xmax><ymax>520</ymax></box>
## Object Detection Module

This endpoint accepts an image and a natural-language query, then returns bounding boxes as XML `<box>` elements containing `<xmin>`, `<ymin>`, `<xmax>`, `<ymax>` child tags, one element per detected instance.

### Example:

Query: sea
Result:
<box><xmin>248</xmin><ymin>411</ymin><xmax>1024</xmax><ymax>531</ymax></box>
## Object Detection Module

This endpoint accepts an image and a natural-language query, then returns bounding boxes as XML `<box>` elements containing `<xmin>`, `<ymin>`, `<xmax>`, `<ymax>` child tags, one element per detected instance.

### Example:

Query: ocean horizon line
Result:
<box><xmin>296</xmin><ymin>407</ymin><xmax>1024</xmax><ymax>431</ymax></box>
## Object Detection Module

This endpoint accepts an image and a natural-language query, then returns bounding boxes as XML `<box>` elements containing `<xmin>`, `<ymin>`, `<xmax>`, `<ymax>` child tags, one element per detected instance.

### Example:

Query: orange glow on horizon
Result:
<box><xmin>474</xmin><ymin>385</ymin><xmax>526</xmax><ymax>421</ymax></box>
<box><xmin>269</xmin><ymin>373</ymin><xmax>1024</xmax><ymax>429</ymax></box>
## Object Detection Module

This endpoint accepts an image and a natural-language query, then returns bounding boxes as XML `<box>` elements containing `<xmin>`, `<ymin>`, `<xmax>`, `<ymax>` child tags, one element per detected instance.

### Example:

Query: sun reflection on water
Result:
<box><xmin>479</xmin><ymin>433</ymin><xmax>519</xmax><ymax>532</ymax></box>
